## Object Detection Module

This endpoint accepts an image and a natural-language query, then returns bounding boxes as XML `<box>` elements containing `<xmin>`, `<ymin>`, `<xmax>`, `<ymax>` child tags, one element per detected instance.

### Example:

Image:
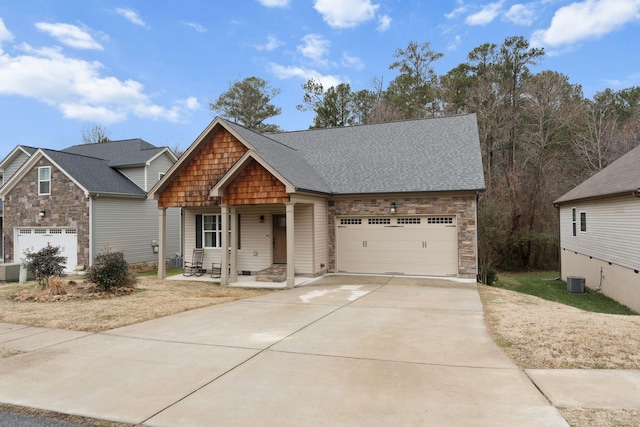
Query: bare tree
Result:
<box><xmin>81</xmin><ymin>124</ymin><xmax>110</xmax><ymax>144</ymax></box>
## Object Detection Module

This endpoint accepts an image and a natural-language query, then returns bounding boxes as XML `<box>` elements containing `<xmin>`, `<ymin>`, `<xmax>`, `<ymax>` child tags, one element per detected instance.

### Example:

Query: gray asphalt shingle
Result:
<box><xmin>555</xmin><ymin>143</ymin><xmax>640</xmax><ymax>203</ymax></box>
<box><xmin>43</xmin><ymin>149</ymin><xmax>146</xmax><ymax>196</ymax></box>
<box><xmin>261</xmin><ymin>114</ymin><xmax>485</xmax><ymax>194</ymax></box>
<box><xmin>62</xmin><ymin>139</ymin><xmax>164</xmax><ymax>167</ymax></box>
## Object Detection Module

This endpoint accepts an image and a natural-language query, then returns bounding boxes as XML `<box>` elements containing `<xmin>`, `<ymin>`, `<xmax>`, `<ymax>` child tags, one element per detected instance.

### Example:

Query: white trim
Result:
<box><xmin>38</xmin><ymin>166</ymin><xmax>51</xmax><ymax>195</ymax></box>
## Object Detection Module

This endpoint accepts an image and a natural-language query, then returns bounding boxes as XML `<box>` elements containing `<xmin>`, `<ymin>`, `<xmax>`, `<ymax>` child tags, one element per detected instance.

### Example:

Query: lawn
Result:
<box><xmin>494</xmin><ymin>271</ymin><xmax>637</xmax><ymax>315</ymax></box>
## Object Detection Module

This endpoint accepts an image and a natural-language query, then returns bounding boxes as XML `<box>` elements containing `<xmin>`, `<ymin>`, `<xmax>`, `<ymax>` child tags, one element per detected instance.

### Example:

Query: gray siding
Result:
<box><xmin>92</xmin><ymin>197</ymin><xmax>180</xmax><ymax>265</ymax></box>
<box><xmin>559</xmin><ymin>196</ymin><xmax>640</xmax><ymax>271</ymax></box>
<box><xmin>118</xmin><ymin>167</ymin><xmax>145</xmax><ymax>190</ymax></box>
<box><xmin>147</xmin><ymin>153</ymin><xmax>174</xmax><ymax>191</ymax></box>
<box><xmin>2</xmin><ymin>152</ymin><xmax>30</xmax><ymax>186</ymax></box>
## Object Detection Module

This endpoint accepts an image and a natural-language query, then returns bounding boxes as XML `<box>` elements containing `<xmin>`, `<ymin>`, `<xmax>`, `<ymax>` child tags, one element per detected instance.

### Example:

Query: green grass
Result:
<box><xmin>136</xmin><ymin>268</ymin><xmax>183</xmax><ymax>277</ymax></box>
<box><xmin>496</xmin><ymin>271</ymin><xmax>637</xmax><ymax>315</ymax></box>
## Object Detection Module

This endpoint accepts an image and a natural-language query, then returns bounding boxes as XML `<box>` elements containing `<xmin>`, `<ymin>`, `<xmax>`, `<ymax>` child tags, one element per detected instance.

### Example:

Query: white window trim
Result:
<box><xmin>579</xmin><ymin>211</ymin><xmax>587</xmax><ymax>233</ymax></box>
<box><xmin>38</xmin><ymin>166</ymin><xmax>51</xmax><ymax>195</ymax></box>
<box><xmin>203</xmin><ymin>214</ymin><xmax>222</xmax><ymax>248</ymax></box>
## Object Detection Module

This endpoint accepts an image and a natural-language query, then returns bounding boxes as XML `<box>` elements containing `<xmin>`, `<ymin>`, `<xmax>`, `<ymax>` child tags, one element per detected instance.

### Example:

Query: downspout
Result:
<box><xmin>87</xmin><ymin>192</ymin><xmax>94</xmax><ymax>267</ymax></box>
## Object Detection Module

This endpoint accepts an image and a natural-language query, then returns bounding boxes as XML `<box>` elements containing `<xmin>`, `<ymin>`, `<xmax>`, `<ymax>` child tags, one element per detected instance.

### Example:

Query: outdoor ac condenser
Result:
<box><xmin>567</xmin><ymin>276</ymin><xmax>585</xmax><ymax>293</ymax></box>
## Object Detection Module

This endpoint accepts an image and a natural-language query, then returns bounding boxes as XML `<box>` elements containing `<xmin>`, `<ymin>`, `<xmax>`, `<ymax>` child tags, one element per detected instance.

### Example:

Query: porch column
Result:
<box><xmin>220</xmin><ymin>205</ymin><xmax>229</xmax><ymax>286</ymax></box>
<box><xmin>285</xmin><ymin>201</ymin><xmax>295</xmax><ymax>288</ymax></box>
<box><xmin>157</xmin><ymin>207</ymin><xmax>167</xmax><ymax>280</ymax></box>
<box><xmin>229</xmin><ymin>207</ymin><xmax>238</xmax><ymax>283</ymax></box>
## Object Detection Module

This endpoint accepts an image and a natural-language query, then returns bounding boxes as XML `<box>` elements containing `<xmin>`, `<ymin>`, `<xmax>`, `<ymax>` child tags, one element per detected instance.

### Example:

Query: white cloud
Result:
<box><xmin>466</xmin><ymin>1</ymin><xmax>505</xmax><ymax>25</ymax></box>
<box><xmin>255</xmin><ymin>34</ymin><xmax>283</xmax><ymax>51</ymax></box>
<box><xmin>0</xmin><ymin>18</ymin><xmax>14</xmax><ymax>45</ymax></box>
<box><xmin>35</xmin><ymin>22</ymin><xmax>103</xmax><ymax>50</ymax></box>
<box><xmin>342</xmin><ymin>52</ymin><xmax>364</xmax><ymax>70</ymax></box>
<box><xmin>183</xmin><ymin>22</ymin><xmax>207</xmax><ymax>33</ymax></box>
<box><xmin>314</xmin><ymin>0</ymin><xmax>379</xmax><ymax>28</ymax></box>
<box><xmin>115</xmin><ymin>8</ymin><xmax>147</xmax><ymax>27</ymax></box>
<box><xmin>532</xmin><ymin>0</ymin><xmax>640</xmax><ymax>48</ymax></box>
<box><xmin>448</xmin><ymin>34</ymin><xmax>462</xmax><ymax>51</ymax></box>
<box><xmin>297</xmin><ymin>34</ymin><xmax>330</xmax><ymax>64</ymax></box>
<box><xmin>269</xmin><ymin>63</ymin><xmax>343</xmax><ymax>88</ymax></box>
<box><xmin>0</xmin><ymin>41</ymin><xmax>194</xmax><ymax>124</ymax></box>
<box><xmin>377</xmin><ymin>14</ymin><xmax>391</xmax><ymax>31</ymax></box>
<box><xmin>258</xmin><ymin>0</ymin><xmax>290</xmax><ymax>7</ymax></box>
<box><xmin>504</xmin><ymin>4</ymin><xmax>536</xmax><ymax>25</ymax></box>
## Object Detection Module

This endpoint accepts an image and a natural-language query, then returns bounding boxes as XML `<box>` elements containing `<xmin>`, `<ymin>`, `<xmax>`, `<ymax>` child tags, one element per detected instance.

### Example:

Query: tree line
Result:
<box><xmin>211</xmin><ymin>36</ymin><xmax>640</xmax><ymax>273</ymax></box>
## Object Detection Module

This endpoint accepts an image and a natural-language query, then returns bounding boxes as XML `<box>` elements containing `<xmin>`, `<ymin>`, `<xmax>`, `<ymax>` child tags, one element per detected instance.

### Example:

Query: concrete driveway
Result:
<box><xmin>0</xmin><ymin>276</ymin><xmax>568</xmax><ymax>426</ymax></box>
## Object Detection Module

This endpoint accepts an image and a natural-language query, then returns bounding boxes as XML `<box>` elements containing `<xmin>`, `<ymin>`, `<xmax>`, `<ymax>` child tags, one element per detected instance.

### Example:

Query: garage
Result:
<box><xmin>15</xmin><ymin>228</ymin><xmax>78</xmax><ymax>273</ymax></box>
<box><xmin>336</xmin><ymin>216</ymin><xmax>458</xmax><ymax>276</ymax></box>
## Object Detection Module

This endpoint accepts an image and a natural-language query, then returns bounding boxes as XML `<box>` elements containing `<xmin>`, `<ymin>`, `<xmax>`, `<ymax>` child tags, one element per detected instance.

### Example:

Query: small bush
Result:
<box><xmin>22</xmin><ymin>243</ymin><xmax>67</xmax><ymax>288</ymax></box>
<box><xmin>45</xmin><ymin>276</ymin><xmax>69</xmax><ymax>296</ymax></box>
<box><xmin>87</xmin><ymin>250</ymin><xmax>137</xmax><ymax>292</ymax></box>
<box><xmin>479</xmin><ymin>267</ymin><xmax>498</xmax><ymax>286</ymax></box>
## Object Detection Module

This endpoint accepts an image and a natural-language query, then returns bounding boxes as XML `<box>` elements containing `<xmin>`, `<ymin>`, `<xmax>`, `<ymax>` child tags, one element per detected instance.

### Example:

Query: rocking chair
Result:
<box><xmin>183</xmin><ymin>248</ymin><xmax>205</xmax><ymax>277</ymax></box>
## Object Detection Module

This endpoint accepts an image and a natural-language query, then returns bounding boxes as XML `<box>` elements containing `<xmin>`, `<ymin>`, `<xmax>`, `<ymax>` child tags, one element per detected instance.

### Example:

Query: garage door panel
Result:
<box><xmin>336</xmin><ymin>217</ymin><xmax>458</xmax><ymax>276</ymax></box>
<box><xmin>15</xmin><ymin>228</ymin><xmax>78</xmax><ymax>273</ymax></box>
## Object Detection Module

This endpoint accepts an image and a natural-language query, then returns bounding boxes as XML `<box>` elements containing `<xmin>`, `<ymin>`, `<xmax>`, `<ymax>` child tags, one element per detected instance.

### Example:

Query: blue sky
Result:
<box><xmin>0</xmin><ymin>0</ymin><xmax>638</xmax><ymax>160</ymax></box>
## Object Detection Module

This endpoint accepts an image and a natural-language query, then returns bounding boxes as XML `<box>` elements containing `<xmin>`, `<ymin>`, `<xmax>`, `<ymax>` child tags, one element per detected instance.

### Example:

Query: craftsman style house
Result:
<box><xmin>554</xmin><ymin>144</ymin><xmax>640</xmax><ymax>313</ymax></box>
<box><xmin>0</xmin><ymin>140</ymin><xmax>181</xmax><ymax>272</ymax></box>
<box><xmin>150</xmin><ymin>114</ymin><xmax>485</xmax><ymax>287</ymax></box>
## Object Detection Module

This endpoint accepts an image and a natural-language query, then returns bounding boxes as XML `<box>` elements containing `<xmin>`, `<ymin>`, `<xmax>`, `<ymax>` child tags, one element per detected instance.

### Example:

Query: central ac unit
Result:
<box><xmin>567</xmin><ymin>276</ymin><xmax>585</xmax><ymax>293</ymax></box>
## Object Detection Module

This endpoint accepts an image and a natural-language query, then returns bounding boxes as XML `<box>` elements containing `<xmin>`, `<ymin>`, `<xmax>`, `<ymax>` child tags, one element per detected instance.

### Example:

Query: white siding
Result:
<box><xmin>92</xmin><ymin>197</ymin><xmax>180</xmax><ymax>265</ymax></box>
<box><xmin>559</xmin><ymin>196</ymin><xmax>640</xmax><ymax>271</ymax></box>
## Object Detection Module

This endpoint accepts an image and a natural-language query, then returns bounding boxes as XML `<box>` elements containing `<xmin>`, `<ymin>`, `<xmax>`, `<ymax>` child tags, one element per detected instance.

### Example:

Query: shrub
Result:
<box><xmin>479</xmin><ymin>267</ymin><xmax>498</xmax><ymax>286</ymax></box>
<box><xmin>22</xmin><ymin>243</ymin><xmax>67</xmax><ymax>288</ymax></box>
<box><xmin>87</xmin><ymin>250</ymin><xmax>137</xmax><ymax>292</ymax></box>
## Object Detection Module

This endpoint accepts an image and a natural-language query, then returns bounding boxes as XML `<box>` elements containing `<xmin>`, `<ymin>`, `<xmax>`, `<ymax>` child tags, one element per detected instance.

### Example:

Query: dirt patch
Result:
<box><xmin>0</xmin><ymin>276</ymin><xmax>272</xmax><ymax>332</ymax></box>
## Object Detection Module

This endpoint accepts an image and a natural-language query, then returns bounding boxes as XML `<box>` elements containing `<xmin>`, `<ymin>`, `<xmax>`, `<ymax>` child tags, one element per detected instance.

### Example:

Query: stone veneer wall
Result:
<box><xmin>3</xmin><ymin>158</ymin><xmax>90</xmax><ymax>268</ymax></box>
<box><xmin>327</xmin><ymin>194</ymin><xmax>478</xmax><ymax>279</ymax></box>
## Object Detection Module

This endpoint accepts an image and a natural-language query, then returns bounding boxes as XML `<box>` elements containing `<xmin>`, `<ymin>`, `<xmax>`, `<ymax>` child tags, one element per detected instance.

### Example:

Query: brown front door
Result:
<box><xmin>273</xmin><ymin>214</ymin><xmax>286</xmax><ymax>264</ymax></box>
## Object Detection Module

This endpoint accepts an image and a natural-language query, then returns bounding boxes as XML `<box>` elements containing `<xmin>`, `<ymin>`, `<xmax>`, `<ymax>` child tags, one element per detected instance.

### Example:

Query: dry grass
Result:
<box><xmin>0</xmin><ymin>276</ymin><xmax>272</xmax><ymax>332</ymax></box>
<box><xmin>479</xmin><ymin>284</ymin><xmax>640</xmax><ymax>369</ymax></box>
<box><xmin>479</xmin><ymin>284</ymin><xmax>640</xmax><ymax>427</ymax></box>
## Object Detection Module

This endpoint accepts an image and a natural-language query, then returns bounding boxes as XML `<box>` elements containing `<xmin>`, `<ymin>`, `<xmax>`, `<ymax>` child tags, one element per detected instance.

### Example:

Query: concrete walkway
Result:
<box><xmin>0</xmin><ymin>275</ymin><xmax>632</xmax><ymax>426</ymax></box>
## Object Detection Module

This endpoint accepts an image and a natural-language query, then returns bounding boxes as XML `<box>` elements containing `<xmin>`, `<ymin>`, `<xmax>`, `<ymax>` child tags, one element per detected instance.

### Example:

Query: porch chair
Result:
<box><xmin>211</xmin><ymin>262</ymin><xmax>222</xmax><ymax>278</ymax></box>
<box><xmin>183</xmin><ymin>248</ymin><xmax>205</xmax><ymax>277</ymax></box>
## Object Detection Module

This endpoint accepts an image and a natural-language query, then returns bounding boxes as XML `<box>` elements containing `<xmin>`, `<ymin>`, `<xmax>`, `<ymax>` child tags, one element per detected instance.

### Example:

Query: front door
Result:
<box><xmin>273</xmin><ymin>214</ymin><xmax>286</xmax><ymax>264</ymax></box>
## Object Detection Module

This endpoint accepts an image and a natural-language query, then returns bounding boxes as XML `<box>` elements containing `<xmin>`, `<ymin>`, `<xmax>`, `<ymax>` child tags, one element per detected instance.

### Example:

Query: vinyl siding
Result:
<box><xmin>118</xmin><ymin>167</ymin><xmax>145</xmax><ymax>190</ymax></box>
<box><xmin>183</xmin><ymin>201</ymin><xmax>327</xmax><ymax>275</ymax></box>
<box><xmin>294</xmin><ymin>204</ymin><xmax>313</xmax><ymax>274</ymax></box>
<box><xmin>92</xmin><ymin>197</ymin><xmax>180</xmax><ymax>265</ymax></box>
<box><xmin>147</xmin><ymin>153</ymin><xmax>174</xmax><ymax>191</ymax></box>
<box><xmin>559</xmin><ymin>195</ymin><xmax>640</xmax><ymax>271</ymax></box>
<box><xmin>2</xmin><ymin>152</ymin><xmax>30</xmax><ymax>185</ymax></box>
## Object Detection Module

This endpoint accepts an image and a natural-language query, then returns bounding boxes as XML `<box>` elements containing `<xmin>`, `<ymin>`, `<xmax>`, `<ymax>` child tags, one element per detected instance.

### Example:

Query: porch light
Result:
<box><xmin>39</xmin><ymin>209</ymin><xmax>46</xmax><ymax>218</ymax></box>
<box><xmin>390</xmin><ymin>202</ymin><xmax>397</xmax><ymax>215</ymax></box>
<box><xmin>259</xmin><ymin>215</ymin><xmax>265</xmax><ymax>223</ymax></box>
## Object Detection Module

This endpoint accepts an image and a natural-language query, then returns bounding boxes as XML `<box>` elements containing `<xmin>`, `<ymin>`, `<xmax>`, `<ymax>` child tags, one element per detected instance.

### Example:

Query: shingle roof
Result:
<box><xmin>555</xmin><ymin>143</ymin><xmax>640</xmax><ymax>203</ymax></box>
<box><xmin>62</xmin><ymin>139</ymin><xmax>165</xmax><ymax>167</ymax></box>
<box><xmin>43</xmin><ymin>149</ymin><xmax>146</xmax><ymax>196</ymax></box>
<box><xmin>262</xmin><ymin>114</ymin><xmax>485</xmax><ymax>194</ymax></box>
<box><xmin>224</xmin><ymin>121</ymin><xmax>332</xmax><ymax>193</ymax></box>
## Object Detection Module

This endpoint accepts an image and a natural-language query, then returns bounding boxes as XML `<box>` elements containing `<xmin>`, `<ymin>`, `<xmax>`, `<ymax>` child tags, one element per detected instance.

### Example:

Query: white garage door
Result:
<box><xmin>336</xmin><ymin>216</ymin><xmax>458</xmax><ymax>276</ymax></box>
<box><xmin>15</xmin><ymin>228</ymin><xmax>78</xmax><ymax>273</ymax></box>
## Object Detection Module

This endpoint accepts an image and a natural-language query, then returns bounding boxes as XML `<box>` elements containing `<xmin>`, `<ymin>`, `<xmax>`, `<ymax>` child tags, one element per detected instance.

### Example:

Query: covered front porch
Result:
<box><xmin>165</xmin><ymin>268</ymin><xmax>322</xmax><ymax>289</ymax></box>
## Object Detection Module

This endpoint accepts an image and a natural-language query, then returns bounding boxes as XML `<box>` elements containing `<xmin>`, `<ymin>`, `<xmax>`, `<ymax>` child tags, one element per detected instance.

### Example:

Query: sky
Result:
<box><xmin>0</xmin><ymin>0</ymin><xmax>638</xmax><ymax>161</ymax></box>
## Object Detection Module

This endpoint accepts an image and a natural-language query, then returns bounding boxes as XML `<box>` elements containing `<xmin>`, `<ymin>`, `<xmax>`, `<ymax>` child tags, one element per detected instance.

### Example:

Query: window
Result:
<box><xmin>201</xmin><ymin>214</ymin><xmax>239</xmax><ymax>249</ymax></box>
<box><xmin>571</xmin><ymin>208</ymin><xmax>576</xmax><ymax>236</ymax></box>
<box><xmin>203</xmin><ymin>214</ymin><xmax>222</xmax><ymax>248</ymax></box>
<box><xmin>38</xmin><ymin>167</ymin><xmax>51</xmax><ymax>195</ymax></box>
<box><xmin>580</xmin><ymin>211</ymin><xmax>587</xmax><ymax>232</ymax></box>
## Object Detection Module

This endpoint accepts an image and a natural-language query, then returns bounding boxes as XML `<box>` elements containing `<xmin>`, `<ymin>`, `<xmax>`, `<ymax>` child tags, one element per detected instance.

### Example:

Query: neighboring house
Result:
<box><xmin>554</xmin><ymin>144</ymin><xmax>640</xmax><ymax>313</ymax></box>
<box><xmin>0</xmin><ymin>139</ymin><xmax>181</xmax><ymax>273</ymax></box>
<box><xmin>149</xmin><ymin>115</ymin><xmax>485</xmax><ymax>287</ymax></box>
